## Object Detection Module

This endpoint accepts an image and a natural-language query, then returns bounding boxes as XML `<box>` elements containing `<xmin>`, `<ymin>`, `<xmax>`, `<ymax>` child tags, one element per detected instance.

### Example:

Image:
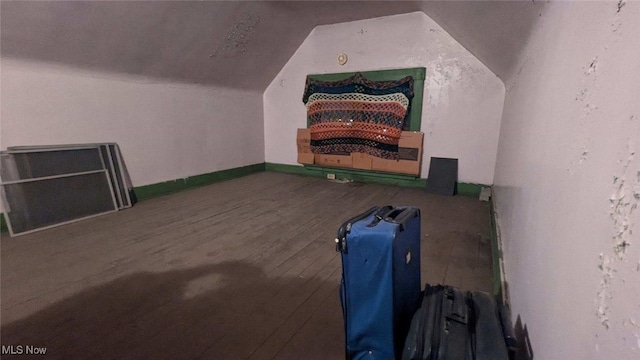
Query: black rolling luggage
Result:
<box><xmin>402</xmin><ymin>284</ymin><xmax>514</xmax><ymax>360</ymax></box>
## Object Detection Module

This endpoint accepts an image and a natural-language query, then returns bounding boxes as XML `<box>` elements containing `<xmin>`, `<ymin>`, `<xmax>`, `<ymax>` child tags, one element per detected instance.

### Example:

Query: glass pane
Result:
<box><xmin>0</xmin><ymin>148</ymin><xmax>104</xmax><ymax>182</ymax></box>
<box><xmin>2</xmin><ymin>171</ymin><xmax>116</xmax><ymax>235</ymax></box>
<box><xmin>109</xmin><ymin>145</ymin><xmax>130</xmax><ymax>207</ymax></box>
<box><xmin>100</xmin><ymin>145</ymin><xmax>123</xmax><ymax>209</ymax></box>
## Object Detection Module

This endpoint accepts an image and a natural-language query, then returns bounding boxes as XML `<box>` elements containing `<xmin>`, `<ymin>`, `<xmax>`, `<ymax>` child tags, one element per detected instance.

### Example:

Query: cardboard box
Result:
<box><xmin>351</xmin><ymin>152</ymin><xmax>373</xmax><ymax>170</ymax></box>
<box><xmin>296</xmin><ymin>128</ymin><xmax>314</xmax><ymax>165</ymax></box>
<box><xmin>296</xmin><ymin>128</ymin><xmax>423</xmax><ymax>175</ymax></box>
<box><xmin>371</xmin><ymin>132</ymin><xmax>424</xmax><ymax>175</ymax></box>
<box><xmin>296</xmin><ymin>128</ymin><xmax>311</xmax><ymax>154</ymax></box>
<box><xmin>314</xmin><ymin>154</ymin><xmax>352</xmax><ymax>168</ymax></box>
<box><xmin>297</xmin><ymin>153</ymin><xmax>315</xmax><ymax>165</ymax></box>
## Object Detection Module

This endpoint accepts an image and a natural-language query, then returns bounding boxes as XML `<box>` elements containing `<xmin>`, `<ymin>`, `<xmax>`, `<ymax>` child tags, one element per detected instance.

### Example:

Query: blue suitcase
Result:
<box><xmin>336</xmin><ymin>206</ymin><xmax>422</xmax><ymax>359</ymax></box>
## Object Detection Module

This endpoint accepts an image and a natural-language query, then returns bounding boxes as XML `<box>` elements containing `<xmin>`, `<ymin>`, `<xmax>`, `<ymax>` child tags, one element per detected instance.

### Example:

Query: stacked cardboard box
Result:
<box><xmin>314</xmin><ymin>153</ymin><xmax>352</xmax><ymax>168</ymax></box>
<box><xmin>296</xmin><ymin>129</ymin><xmax>314</xmax><ymax>165</ymax></box>
<box><xmin>296</xmin><ymin>129</ymin><xmax>424</xmax><ymax>176</ymax></box>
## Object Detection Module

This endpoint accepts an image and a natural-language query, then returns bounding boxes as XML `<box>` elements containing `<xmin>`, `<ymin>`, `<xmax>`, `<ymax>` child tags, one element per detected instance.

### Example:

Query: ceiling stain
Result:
<box><xmin>212</xmin><ymin>14</ymin><xmax>261</xmax><ymax>58</ymax></box>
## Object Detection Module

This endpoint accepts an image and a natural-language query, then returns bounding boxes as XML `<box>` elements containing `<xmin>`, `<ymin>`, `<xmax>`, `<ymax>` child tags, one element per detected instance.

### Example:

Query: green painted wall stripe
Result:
<box><xmin>133</xmin><ymin>163</ymin><xmax>265</xmax><ymax>201</ymax></box>
<box><xmin>0</xmin><ymin>164</ymin><xmax>265</xmax><ymax>233</ymax></box>
<box><xmin>306</xmin><ymin>67</ymin><xmax>426</xmax><ymax>131</ymax></box>
<box><xmin>0</xmin><ymin>161</ymin><xmax>487</xmax><ymax>234</ymax></box>
<box><xmin>1</xmin><ymin>213</ymin><xmax>7</xmax><ymax>233</ymax></box>
<box><xmin>489</xmin><ymin>198</ymin><xmax>505</xmax><ymax>299</ymax></box>
<box><xmin>265</xmin><ymin>163</ymin><xmax>426</xmax><ymax>187</ymax></box>
<box><xmin>266</xmin><ymin>162</ymin><xmax>425</xmax><ymax>188</ymax></box>
<box><xmin>456</xmin><ymin>182</ymin><xmax>485</xmax><ymax>196</ymax></box>
<box><xmin>266</xmin><ymin>162</ymin><xmax>488</xmax><ymax>194</ymax></box>
<box><xmin>308</xmin><ymin>68</ymin><xmax>426</xmax><ymax>81</ymax></box>
<box><xmin>305</xmin><ymin>165</ymin><xmax>420</xmax><ymax>180</ymax></box>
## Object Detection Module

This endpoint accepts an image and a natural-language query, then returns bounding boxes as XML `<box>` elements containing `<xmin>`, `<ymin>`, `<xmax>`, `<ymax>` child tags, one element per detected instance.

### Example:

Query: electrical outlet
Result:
<box><xmin>327</xmin><ymin>173</ymin><xmax>336</xmax><ymax>180</ymax></box>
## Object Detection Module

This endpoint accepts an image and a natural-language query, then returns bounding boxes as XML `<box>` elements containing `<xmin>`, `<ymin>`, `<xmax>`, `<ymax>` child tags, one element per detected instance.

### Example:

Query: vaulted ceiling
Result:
<box><xmin>1</xmin><ymin>1</ymin><xmax>546</xmax><ymax>90</ymax></box>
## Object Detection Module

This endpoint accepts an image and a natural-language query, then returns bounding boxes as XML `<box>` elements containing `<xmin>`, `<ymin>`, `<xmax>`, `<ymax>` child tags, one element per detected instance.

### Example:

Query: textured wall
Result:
<box><xmin>263</xmin><ymin>12</ymin><xmax>505</xmax><ymax>185</ymax></box>
<box><xmin>493</xmin><ymin>1</ymin><xmax>640</xmax><ymax>358</ymax></box>
<box><xmin>0</xmin><ymin>59</ymin><xmax>265</xmax><ymax>187</ymax></box>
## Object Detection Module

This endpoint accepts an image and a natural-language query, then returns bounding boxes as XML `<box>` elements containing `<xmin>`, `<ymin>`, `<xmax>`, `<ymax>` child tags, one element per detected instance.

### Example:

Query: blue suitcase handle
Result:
<box><xmin>383</xmin><ymin>207</ymin><xmax>421</xmax><ymax>232</ymax></box>
<box><xmin>335</xmin><ymin>206</ymin><xmax>421</xmax><ymax>252</ymax></box>
<box><xmin>366</xmin><ymin>205</ymin><xmax>396</xmax><ymax>227</ymax></box>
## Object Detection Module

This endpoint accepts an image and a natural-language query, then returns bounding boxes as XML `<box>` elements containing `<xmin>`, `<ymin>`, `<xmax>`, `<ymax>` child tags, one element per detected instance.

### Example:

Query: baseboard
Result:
<box><xmin>490</xmin><ymin>195</ymin><xmax>507</xmax><ymax>301</ymax></box>
<box><xmin>0</xmin><ymin>162</ymin><xmax>486</xmax><ymax>234</ymax></box>
<box><xmin>0</xmin><ymin>163</ymin><xmax>265</xmax><ymax>234</ymax></box>
<box><xmin>1</xmin><ymin>213</ymin><xmax>7</xmax><ymax>233</ymax></box>
<box><xmin>133</xmin><ymin>163</ymin><xmax>266</xmax><ymax>201</ymax></box>
<box><xmin>265</xmin><ymin>162</ymin><xmax>487</xmax><ymax>195</ymax></box>
<box><xmin>456</xmin><ymin>182</ymin><xmax>485</xmax><ymax>197</ymax></box>
<box><xmin>266</xmin><ymin>162</ymin><xmax>426</xmax><ymax>188</ymax></box>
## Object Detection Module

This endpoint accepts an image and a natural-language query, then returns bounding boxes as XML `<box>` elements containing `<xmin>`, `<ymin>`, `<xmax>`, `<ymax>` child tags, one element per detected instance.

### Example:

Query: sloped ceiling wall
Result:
<box><xmin>1</xmin><ymin>1</ymin><xmax>546</xmax><ymax>89</ymax></box>
<box><xmin>1</xmin><ymin>1</ymin><xmax>421</xmax><ymax>89</ymax></box>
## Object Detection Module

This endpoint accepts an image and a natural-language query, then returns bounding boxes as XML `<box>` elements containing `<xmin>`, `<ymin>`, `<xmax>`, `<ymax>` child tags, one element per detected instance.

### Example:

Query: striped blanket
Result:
<box><xmin>303</xmin><ymin>73</ymin><xmax>414</xmax><ymax>159</ymax></box>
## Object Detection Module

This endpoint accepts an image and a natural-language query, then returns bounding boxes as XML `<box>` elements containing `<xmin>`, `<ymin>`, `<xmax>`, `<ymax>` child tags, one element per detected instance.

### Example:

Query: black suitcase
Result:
<box><xmin>402</xmin><ymin>284</ymin><xmax>514</xmax><ymax>360</ymax></box>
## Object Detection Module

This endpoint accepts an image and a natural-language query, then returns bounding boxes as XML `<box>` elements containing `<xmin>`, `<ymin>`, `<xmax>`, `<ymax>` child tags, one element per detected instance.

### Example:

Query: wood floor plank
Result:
<box><xmin>1</xmin><ymin>172</ymin><xmax>494</xmax><ymax>359</ymax></box>
<box><xmin>247</xmin><ymin>269</ymin><xmax>343</xmax><ymax>360</ymax></box>
<box><xmin>269</xmin><ymin>286</ymin><xmax>345</xmax><ymax>360</ymax></box>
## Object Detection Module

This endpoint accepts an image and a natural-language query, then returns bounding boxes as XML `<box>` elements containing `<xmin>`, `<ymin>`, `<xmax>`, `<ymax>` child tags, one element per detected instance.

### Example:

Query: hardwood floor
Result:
<box><xmin>0</xmin><ymin>171</ymin><xmax>493</xmax><ymax>359</ymax></box>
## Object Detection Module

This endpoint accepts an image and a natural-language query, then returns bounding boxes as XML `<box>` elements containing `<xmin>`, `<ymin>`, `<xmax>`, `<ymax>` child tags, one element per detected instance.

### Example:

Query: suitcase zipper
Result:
<box><xmin>335</xmin><ymin>206</ymin><xmax>380</xmax><ymax>253</ymax></box>
<box><xmin>432</xmin><ymin>287</ymin><xmax>444</xmax><ymax>360</ymax></box>
<box><xmin>337</xmin><ymin>206</ymin><xmax>381</xmax><ymax>359</ymax></box>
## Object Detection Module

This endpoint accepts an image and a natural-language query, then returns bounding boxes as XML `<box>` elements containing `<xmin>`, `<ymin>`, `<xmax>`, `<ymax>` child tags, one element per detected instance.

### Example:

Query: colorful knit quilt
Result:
<box><xmin>303</xmin><ymin>73</ymin><xmax>414</xmax><ymax>159</ymax></box>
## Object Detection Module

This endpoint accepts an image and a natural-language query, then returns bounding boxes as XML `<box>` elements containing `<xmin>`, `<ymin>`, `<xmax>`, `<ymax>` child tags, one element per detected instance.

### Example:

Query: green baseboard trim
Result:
<box><xmin>265</xmin><ymin>163</ymin><xmax>489</xmax><ymax>194</ymax></box>
<box><xmin>0</xmin><ymin>164</ymin><xmax>265</xmax><ymax>232</ymax></box>
<box><xmin>1</xmin><ymin>213</ymin><xmax>7</xmax><ymax>233</ymax></box>
<box><xmin>0</xmin><ymin>162</ymin><xmax>488</xmax><ymax>237</ymax></box>
<box><xmin>266</xmin><ymin>163</ymin><xmax>427</xmax><ymax>188</ymax></box>
<box><xmin>456</xmin><ymin>182</ymin><xmax>485</xmax><ymax>196</ymax></box>
<box><xmin>489</xmin><ymin>196</ymin><xmax>505</xmax><ymax>300</ymax></box>
<box><xmin>264</xmin><ymin>162</ymin><xmax>314</xmax><ymax>176</ymax></box>
<box><xmin>133</xmin><ymin>163</ymin><xmax>266</xmax><ymax>201</ymax></box>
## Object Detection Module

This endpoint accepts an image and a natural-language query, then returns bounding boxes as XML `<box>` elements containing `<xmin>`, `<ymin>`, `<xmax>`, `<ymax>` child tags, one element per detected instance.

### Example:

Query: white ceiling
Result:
<box><xmin>0</xmin><ymin>1</ymin><xmax>546</xmax><ymax>90</ymax></box>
